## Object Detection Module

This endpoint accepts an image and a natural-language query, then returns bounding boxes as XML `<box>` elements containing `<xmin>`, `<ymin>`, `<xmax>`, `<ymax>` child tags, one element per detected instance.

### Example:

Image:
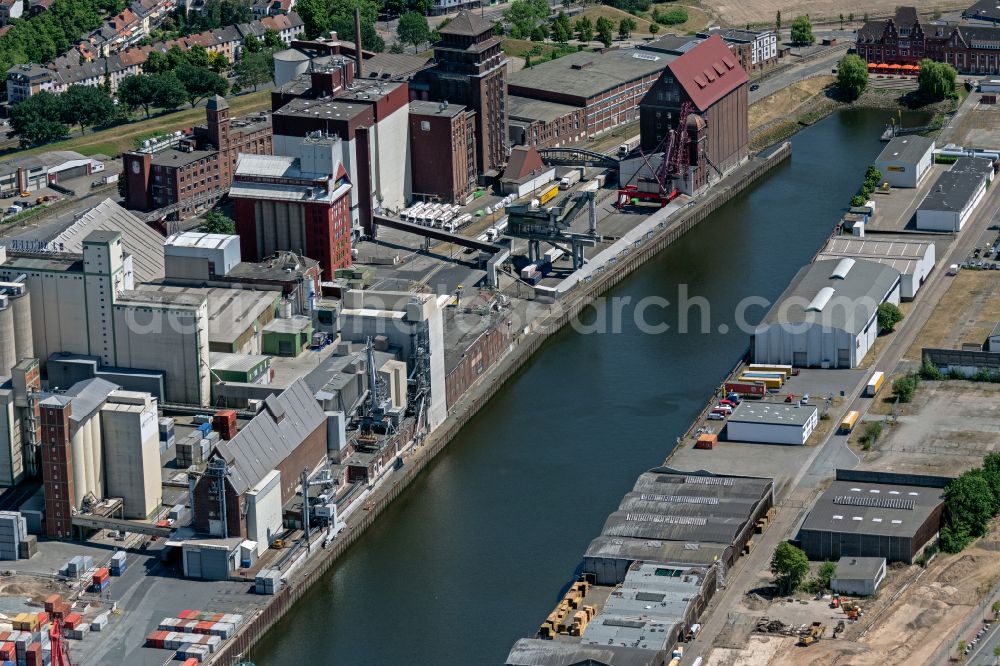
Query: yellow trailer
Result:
<box><xmin>748</xmin><ymin>363</ymin><xmax>793</xmax><ymax>378</ymax></box>
<box><xmin>738</xmin><ymin>374</ymin><xmax>782</xmax><ymax>389</ymax></box>
<box><xmin>538</xmin><ymin>184</ymin><xmax>559</xmax><ymax>205</ymax></box>
<box><xmin>840</xmin><ymin>410</ymin><xmax>860</xmax><ymax>434</ymax></box>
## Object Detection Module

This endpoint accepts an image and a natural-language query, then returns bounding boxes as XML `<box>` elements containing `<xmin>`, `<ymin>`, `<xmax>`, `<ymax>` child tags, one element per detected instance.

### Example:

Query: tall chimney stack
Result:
<box><xmin>354</xmin><ymin>7</ymin><xmax>363</xmax><ymax>78</ymax></box>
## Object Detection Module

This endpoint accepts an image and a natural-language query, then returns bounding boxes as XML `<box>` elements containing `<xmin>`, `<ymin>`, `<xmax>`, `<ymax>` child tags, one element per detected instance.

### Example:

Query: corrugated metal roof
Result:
<box><xmin>50</xmin><ymin>199</ymin><xmax>165</xmax><ymax>283</ymax></box>
<box><xmin>213</xmin><ymin>379</ymin><xmax>325</xmax><ymax>495</ymax></box>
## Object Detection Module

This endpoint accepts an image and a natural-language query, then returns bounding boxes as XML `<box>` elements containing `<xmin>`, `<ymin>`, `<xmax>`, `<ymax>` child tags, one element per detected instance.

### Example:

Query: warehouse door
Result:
<box><xmin>184</xmin><ymin>549</ymin><xmax>202</xmax><ymax>578</ymax></box>
<box><xmin>278</xmin><ymin>340</ymin><xmax>292</xmax><ymax>356</ymax></box>
<box><xmin>837</xmin><ymin>349</ymin><xmax>851</xmax><ymax>367</ymax></box>
<box><xmin>793</xmin><ymin>351</ymin><xmax>807</xmax><ymax>367</ymax></box>
<box><xmin>55</xmin><ymin>165</ymin><xmax>88</xmax><ymax>181</ymax></box>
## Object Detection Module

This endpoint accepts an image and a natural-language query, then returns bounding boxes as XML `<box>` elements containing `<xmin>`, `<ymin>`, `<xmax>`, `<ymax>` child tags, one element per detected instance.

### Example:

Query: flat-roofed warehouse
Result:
<box><xmin>725</xmin><ymin>401</ymin><xmax>819</xmax><ymax>446</ymax></box>
<box><xmin>817</xmin><ymin>236</ymin><xmax>936</xmax><ymax>300</ymax></box>
<box><xmin>753</xmin><ymin>258</ymin><xmax>901</xmax><ymax>369</ymax></box>
<box><xmin>583</xmin><ymin>468</ymin><xmax>773</xmax><ymax>585</ymax></box>
<box><xmin>506</xmin><ymin>48</ymin><xmax>671</xmax><ymax>147</ymax></box>
<box><xmin>916</xmin><ymin>157</ymin><xmax>993</xmax><ymax>232</ymax></box>
<box><xmin>798</xmin><ymin>470</ymin><xmax>947</xmax><ymax>564</ymax></box>
<box><xmin>874</xmin><ymin>136</ymin><xmax>935</xmax><ymax>188</ymax></box>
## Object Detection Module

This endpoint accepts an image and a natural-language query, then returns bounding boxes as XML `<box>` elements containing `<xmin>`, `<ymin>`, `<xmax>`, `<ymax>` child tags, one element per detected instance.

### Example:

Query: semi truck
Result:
<box><xmin>866</xmin><ymin>371</ymin><xmax>885</xmax><ymax>397</ymax></box>
<box><xmin>559</xmin><ymin>169</ymin><xmax>582</xmax><ymax>189</ymax></box>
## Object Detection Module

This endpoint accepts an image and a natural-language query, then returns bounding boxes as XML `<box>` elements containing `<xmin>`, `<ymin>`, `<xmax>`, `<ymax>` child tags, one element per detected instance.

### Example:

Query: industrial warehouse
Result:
<box><xmin>753</xmin><ymin>258</ymin><xmax>902</xmax><ymax>368</ymax></box>
<box><xmin>817</xmin><ymin>237</ymin><xmax>936</xmax><ymax>300</ymax></box>
<box><xmin>797</xmin><ymin>470</ymin><xmax>947</xmax><ymax>564</ymax></box>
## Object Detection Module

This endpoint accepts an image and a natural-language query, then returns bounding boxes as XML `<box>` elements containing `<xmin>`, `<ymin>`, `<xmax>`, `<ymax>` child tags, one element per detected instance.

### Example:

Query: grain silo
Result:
<box><xmin>0</xmin><ymin>296</ymin><xmax>15</xmax><ymax>375</ymax></box>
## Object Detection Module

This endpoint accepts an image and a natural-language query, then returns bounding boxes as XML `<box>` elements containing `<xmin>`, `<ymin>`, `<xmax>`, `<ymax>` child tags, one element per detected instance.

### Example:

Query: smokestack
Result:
<box><xmin>354</xmin><ymin>7</ymin><xmax>363</xmax><ymax>78</ymax></box>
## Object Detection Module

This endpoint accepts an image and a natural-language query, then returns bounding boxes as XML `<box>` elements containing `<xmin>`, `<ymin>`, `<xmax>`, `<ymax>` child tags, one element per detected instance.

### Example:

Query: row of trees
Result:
<box><xmin>10</xmin><ymin>86</ymin><xmax>119</xmax><ymax>146</ymax></box>
<box><xmin>770</xmin><ymin>542</ymin><xmax>837</xmax><ymax>595</ymax></box>
<box><xmin>0</xmin><ymin>0</ymin><xmax>125</xmax><ymax>73</ymax></box>
<box><xmin>296</xmin><ymin>0</ymin><xmax>385</xmax><ymax>51</ymax></box>
<box><xmin>849</xmin><ymin>164</ymin><xmax>882</xmax><ymax>207</ymax></box>
<box><xmin>940</xmin><ymin>454</ymin><xmax>1000</xmax><ymax>552</ymax></box>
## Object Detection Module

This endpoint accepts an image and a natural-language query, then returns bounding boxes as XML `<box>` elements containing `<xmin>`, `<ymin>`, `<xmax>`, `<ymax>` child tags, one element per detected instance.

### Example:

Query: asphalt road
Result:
<box><xmin>967</xmin><ymin>620</ymin><xmax>1000</xmax><ymax>665</ymax></box>
<box><xmin>681</xmin><ymin>92</ymin><xmax>1000</xmax><ymax>664</ymax></box>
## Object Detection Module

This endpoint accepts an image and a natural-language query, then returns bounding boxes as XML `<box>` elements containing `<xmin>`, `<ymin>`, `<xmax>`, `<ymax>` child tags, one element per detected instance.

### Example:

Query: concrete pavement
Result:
<box><xmin>680</xmin><ymin>127</ymin><xmax>1000</xmax><ymax>665</ymax></box>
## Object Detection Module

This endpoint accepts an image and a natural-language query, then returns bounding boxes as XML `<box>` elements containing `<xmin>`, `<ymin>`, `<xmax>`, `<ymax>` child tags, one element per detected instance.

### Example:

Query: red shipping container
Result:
<box><xmin>35</xmin><ymin>612</ymin><xmax>47</xmax><ymax>626</ymax></box>
<box><xmin>179</xmin><ymin>609</ymin><xmax>196</xmax><ymax>619</ymax></box>
<box><xmin>0</xmin><ymin>641</ymin><xmax>14</xmax><ymax>660</ymax></box>
<box><xmin>194</xmin><ymin>621</ymin><xmax>213</xmax><ymax>634</ymax></box>
<box><xmin>182</xmin><ymin>660</ymin><xmax>199</xmax><ymax>666</ymax></box>
<box><xmin>93</xmin><ymin>567</ymin><xmax>109</xmax><ymax>582</ymax></box>
<box><xmin>64</xmin><ymin>613</ymin><xmax>82</xmax><ymax>630</ymax></box>
<box><xmin>213</xmin><ymin>409</ymin><xmax>237</xmax><ymax>440</ymax></box>
<box><xmin>53</xmin><ymin>602</ymin><xmax>70</xmax><ymax>619</ymax></box>
<box><xmin>44</xmin><ymin>595</ymin><xmax>61</xmax><ymax>612</ymax></box>
<box><xmin>25</xmin><ymin>643</ymin><xmax>41</xmax><ymax>666</ymax></box>
<box><xmin>146</xmin><ymin>630</ymin><xmax>168</xmax><ymax>648</ymax></box>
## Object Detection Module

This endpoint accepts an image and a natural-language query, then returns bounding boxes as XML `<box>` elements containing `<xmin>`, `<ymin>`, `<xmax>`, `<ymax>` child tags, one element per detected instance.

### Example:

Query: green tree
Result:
<box><xmin>176</xmin><ymin>63</ymin><xmax>229</xmax><ymax>108</ymax></box>
<box><xmin>207</xmin><ymin>51</ymin><xmax>229</xmax><ymax>73</ymax></box>
<box><xmin>117</xmin><ymin>74</ymin><xmax>156</xmax><ymax>117</ymax></box>
<box><xmin>839</xmin><ymin>13</ymin><xmax>844</xmax><ymax>29</ymax></box>
<box><xmin>848</xmin><ymin>12</ymin><xmax>853</xmax><ymax>23</ymax></box>
<box><xmin>775</xmin><ymin>10</ymin><xmax>781</xmax><ymax>33</ymax></box>
<box><xmin>296</xmin><ymin>0</ymin><xmax>384</xmax><ymax>51</ymax></box>
<box><xmin>186</xmin><ymin>44</ymin><xmax>212</xmax><ymax>68</ymax></box>
<box><xmin>917</xmin><ymin>59</ymin><xmax>957</xmax><ymax>101</ymax></box>
<box><xmin>596</xmin><ymin>16</ymin><xmax>614</xmax><ymax>47</ymax></box>
<box><xmin>770</xmin><ymin>542</ymin><xmax>809</xmax><ymax>595</ymax></box>
<box><xmin>200</xmin><ymin>210</ymin><xmax>236</xmax><ymax>234</ymax></box>
<box><xmin>877</xmin><ymin>302</ymin><xmax>903</xmax><ymax>332</ymax></box>
<box><xmin>233</xmin><ymin>50</ymin><xmax>274</xmax><ymax>91</ymax></box>
<box><xmin>649</xmin><ymin>23</ymin><xmax>659</xmax><ymax>34</ymax></box>
<box><xmin>791</xmin><ymin>15</ymin><xmax>814</xmax><ymax>45</ymax></box>
<box><xmin>836</xmin><ymin>53</ymin><xmax>868</xmax><ymax>101</ymax></box>
<box><xmin>149</xmin><ymin>73</ymin><xmax>188</xmax><ymax>111</ymax></box>
<box><xmin>617</xmin><ymin>17</ymin><xmax>636</xmax><ymax>40</ymax></box>
<box><xmin>263</xmin><ymin>28</ymin><xmax>283</xmax><ymax>50</ymax></box>
<box><xmin>575</xmin><ymin>16</ymin><xmax>593</xmax><ymax>42</ymax></box>
<box><xmin>243</xmin><ymin>33</ymin><xmax>262</xmax><ymax>53</ymax></box>
<box><xmin>550</xmin><ymin>10</ymin><xmax>571</xmax><ymax>43</ymax></box>
<box><xmin>505</xmin><ymin>0</ymin><xmax>548</xmax><ymax>39</ymax></box>
<box><xmin>658</xmin><ymin>8</ymin><xmax>687</xmax><ymax>25</ymax></box>
<box><xmin>859</xmin><ymin>421</ymin><xmax>883</xmax><ymax>450</ymax></box>
<box><xmin>406</xmin><ymin>0</ymin><xmax>433</xmax><ymax>13</ymax></box>
<box><xmin>59</xmin><ymin>85</ymin><xmax>115</xmax><ymax>134</ymax></box>
<box><xmin>144</xmin><ymin>50</ymin><xmax>169</xmax><ymax>74</ymax></box>
<box><xmin>891</xmin><ymin>373</ymin><xmax>920</xmax><ymax>403</ymax></box>
<box><xmin>9</xmin><ymin>91</ymin><xmax>68</xmax><ymax>148</ymax></box>
<box><xmin>397</xmin><ymin>11</ymin><xmax>430</xmax><ymax>52</ymax></box>
<box><xmin>920</xmin><ymin>355</ymin><xmax>943</xmax><ymax>380</ymax></box>
<box><xmin>944</xmin><ymin>470</ymin><xmax>996</xmax><ymax>550</ymax></box>
<box><xmin>817</xmin><ymin>560</ymin><xmax>836</xmax><ymax>589</ymax></box>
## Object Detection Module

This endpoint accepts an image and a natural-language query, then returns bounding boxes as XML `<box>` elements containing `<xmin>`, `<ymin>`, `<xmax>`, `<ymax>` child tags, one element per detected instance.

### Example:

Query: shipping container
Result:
<box><xmin>866</xmin><ymin>371</ymin><xmax>885</xmax><ymax>397</ymax></box>
<box><xmin>694</xmin><ymin>434</ymin><xmax>717</xmax><ymax>450</ymax></box>
<box><xmin>840</xmin><ymin>410</ymin><xmax>860</xmax><ymax>434</ymax></box>
<box><xmin>737</xmin><ymin>374</ymin><xmax>782</xmax><ymax>389</ymax></box>
<box><xmin>724</xmin><ymin>381</ymin><xmax>766</xmax><ymax>397</ymax></box>
<box><xmin>747</xmin><ymin>363</ymin><xmax>793</xmax><ymax>377</ymax></box>
<box><xmin>538</xmin><ymin>183</ymin><xmax>559</xmax><ymax>205</ymax></box>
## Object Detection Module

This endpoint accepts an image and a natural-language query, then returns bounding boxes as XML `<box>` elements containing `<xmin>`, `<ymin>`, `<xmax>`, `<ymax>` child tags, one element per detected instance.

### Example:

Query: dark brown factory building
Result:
<box><xmin>410</xmin><ymin>11</ymin><xmax>508</xmax><ymax>178</ymax></box>
<box><xmin>191</xmin><ymin>380</ymin><xmax>327</xmax><ymax>539</ymax></box>
<box><xmin>409</xmin><ymin>100</ymin><xmax>477</xmax><ymax>204</ymax></box>
<box><xmin>639</xmin><ymin>34</ymin><xmax>749</xmax><ymax>193</ymax></box>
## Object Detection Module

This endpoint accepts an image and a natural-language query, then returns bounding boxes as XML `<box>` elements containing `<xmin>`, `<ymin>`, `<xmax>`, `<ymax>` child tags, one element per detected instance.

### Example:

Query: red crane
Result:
<box><xmin>617</xmin><ymin>101</ymin><xmax>694</xmax><ymax>208</ymax></box>
<box><xmin>49</xmin><ymin>619</ymin><xmax>74</xmax><ymax>666</ymax></box>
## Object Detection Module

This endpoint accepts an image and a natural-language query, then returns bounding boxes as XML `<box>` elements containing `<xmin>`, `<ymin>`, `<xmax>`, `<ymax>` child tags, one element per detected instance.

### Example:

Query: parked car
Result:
<box><xmin>719</xmin><ymin>399</ymin><xmax>737</xmax><ymax>408</ymax></box>
<box><xmin>750</xmin><ymin>83</ymin><xmax>760</xmax><ymax>91</ymax></box>
<box><xmin>714</xmin><ymin>404</ymin><xmax>733</xmax><ymax>415</ymax></box>
<box><xmin>800</xmin><ymin>394</ymin><xmax>810</xmax><ymax>404</ymax></box>
<box><xmin>707</xmin><ymin>411</ymin><xmax>726</xmax><ymax>420</ymax></box>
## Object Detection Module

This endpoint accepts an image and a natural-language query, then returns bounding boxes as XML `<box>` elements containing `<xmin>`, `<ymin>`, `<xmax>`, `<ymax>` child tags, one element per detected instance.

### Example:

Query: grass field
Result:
<box><xmin>4</xmin><ymin>90</ymin><xmax>272</xmax><ymax>160</ymax></box>
<box><xmin>502</xmin><ymin>38</ymin><xmax>576</xmax><ymax>59</ymax></box>
<box><xmin>748</xmin><ymin>75</ymin><xmax>834</xmax><ymax>131</ymax></box>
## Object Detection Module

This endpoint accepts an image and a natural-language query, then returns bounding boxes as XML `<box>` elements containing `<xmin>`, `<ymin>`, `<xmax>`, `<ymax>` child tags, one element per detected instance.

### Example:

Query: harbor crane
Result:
<box><xmin>617</xmin><ymin>101</ymin><xmax>694</xmax><ymax>208</ymax></box>
<box><xmin>505</xmin><ymin>188</ymin><xmax>601</xmax><ymax>269</ymax></box>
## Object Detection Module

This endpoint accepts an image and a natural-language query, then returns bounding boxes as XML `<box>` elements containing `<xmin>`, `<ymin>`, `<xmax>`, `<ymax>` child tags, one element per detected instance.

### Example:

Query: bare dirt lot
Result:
<box><xmin>701</xmin><ymin>0</ymin><xmax>966</xmax><ymax>27</ymax></box>
<box><xmin>707</xmin><ymin>539</ymin><xmax>1000</xmax><ymax>666</ymax></box>
<box><xmin>749</xmin><ymin>76</ymin><xmax>834</xmax><ymax>132</ymax></box>
<box><xmin>863</xmin><ymin>381</ymin><xmax>1000</xmax><ymax>477</ymax></box>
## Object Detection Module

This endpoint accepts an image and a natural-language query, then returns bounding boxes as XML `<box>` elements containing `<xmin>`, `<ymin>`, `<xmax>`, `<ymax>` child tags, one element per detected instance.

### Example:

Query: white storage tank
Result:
<box><xmin>88</xmin><ymin>415</ymin><xmax>103</xmax><ymax>500</ymax></box>
<box><xmin>6</xmin><ymin>286</ymin><xmax>32</xmax><ymax>362</ymax></box>
<box><xmin>71</xmin><ymin>423</ymin><xmax>88</xmax><ymax>507</ymax></box>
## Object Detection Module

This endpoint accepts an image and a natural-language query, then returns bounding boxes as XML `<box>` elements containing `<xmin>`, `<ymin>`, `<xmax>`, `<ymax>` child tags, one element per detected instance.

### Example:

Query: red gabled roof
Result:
<box><xmin>666</xmin><ymin>34</ymin><xmax>748</xmax><ymax>112</ymax></box>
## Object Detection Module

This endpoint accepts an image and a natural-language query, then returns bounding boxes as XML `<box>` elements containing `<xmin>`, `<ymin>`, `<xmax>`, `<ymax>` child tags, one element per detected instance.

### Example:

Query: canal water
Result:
<box><xmin>253</xmin><ymin>108</ymin><xmax>929</xmax><ymax>665</ymax></box>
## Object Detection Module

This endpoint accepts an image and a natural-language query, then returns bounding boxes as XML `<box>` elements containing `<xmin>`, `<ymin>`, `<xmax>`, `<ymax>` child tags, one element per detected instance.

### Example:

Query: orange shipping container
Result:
<box><xmin>695</xmin><ymin>434</ymin><xmax>717</xmax><ymax>450</ymax></box>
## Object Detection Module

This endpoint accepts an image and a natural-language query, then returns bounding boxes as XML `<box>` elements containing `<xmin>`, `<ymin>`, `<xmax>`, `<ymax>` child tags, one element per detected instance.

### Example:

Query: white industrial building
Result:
<box><xmin>874</xmin><ymin>136</ymin><xmax>934</xmax><ymax>188</ymax></box>
<box><xmin>726</xmin><ymin>401</ymin><xmax>819</xmax><ymax>445</ymax></box>
<box><xmin>339</xmin><ymin>290</ymin><xmax>447</xmax><ymax>429</ymax></box>
<box><xmin>916</xmin><ymin>157</ymin><xmax>993</xmax><ymax>232</ymax></box>
<box><xmin>753</xmin><ymin>258</ymin><xmax>901</xmax><ymax>369</ymax></box>
<box><xmin>99</xmin><ymin>390</ymin><xmax>162</xmax><ymax>519</ymax></box>
<box><xmin>244</xmin><ymin>470</ymin><xmax>282</xmax><ymax>556</ymax></box>
<box><xmin>0</xmin><ymin>228</ymin><xmax>211</xmax><ymax>405</ymax></box>
<box><xmin>830</xmin><ymin>557</ymin><xmax>886</xmax><ymax>596</ymax></box>
<box><xmin>817</xmin><ymin>236</ymin><xmax>936</xmax><ymax>300</ymax></box>
<box><xmin>164</xmin><ymin>232</ymin><xmax>242</xmax><ymax>279</ymax></box>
